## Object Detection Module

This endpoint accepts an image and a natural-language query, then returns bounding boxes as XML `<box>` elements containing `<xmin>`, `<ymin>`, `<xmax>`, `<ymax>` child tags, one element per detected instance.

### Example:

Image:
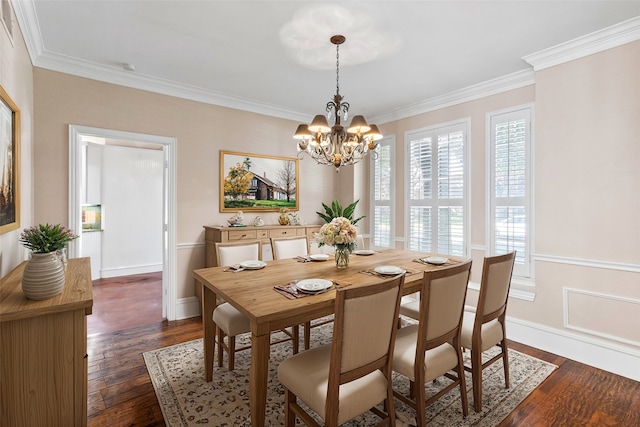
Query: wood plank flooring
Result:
<box><xmin>87</xmin><ymin>274</ymin><xmax>640</xmax><ymax>427</ymax></box>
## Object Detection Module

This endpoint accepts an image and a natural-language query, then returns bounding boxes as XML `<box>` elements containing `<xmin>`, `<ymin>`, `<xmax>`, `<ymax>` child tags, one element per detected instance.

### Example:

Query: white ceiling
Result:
<box><xmin>13</xmin><ymin>1</ymin><xmax>640</xmax><ymax>124</ymax></box>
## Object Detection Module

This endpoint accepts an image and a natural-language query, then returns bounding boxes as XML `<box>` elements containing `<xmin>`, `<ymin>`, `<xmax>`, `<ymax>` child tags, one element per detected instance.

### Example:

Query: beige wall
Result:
<box><xmin>0</xmin><ymin>15</ymin><xmax>33</xmax><ymax>277</ymax></box>
<box><xmin>377</xmin><ymin>41</ymin><xmax>639</xmax><ymax>357</ymax></box>
<box><xmin>518</xmin><ymin>40</ymin><xmax>639</xmax><ymax>343</ymax></box>
<box><xmin>32</xmin><ymin>69</ymin><xmax>339</xmax><ymax>299</ymax></box>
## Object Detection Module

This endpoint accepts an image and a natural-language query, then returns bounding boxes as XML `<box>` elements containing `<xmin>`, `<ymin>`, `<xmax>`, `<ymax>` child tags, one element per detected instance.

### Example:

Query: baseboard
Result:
<box><xmin>176</xmin><ymin>296</ymin><xmax>201</xmax><ymax>320</ymax></box>
<box><xmin>100</xmin><ymin>263</ymin><xmax>162</xmax><ymax>278</ymax></box>
<box><xmin>507</xmin><ymin>316</ymin><xmax>640</xmax><ymax>382</ymax></box>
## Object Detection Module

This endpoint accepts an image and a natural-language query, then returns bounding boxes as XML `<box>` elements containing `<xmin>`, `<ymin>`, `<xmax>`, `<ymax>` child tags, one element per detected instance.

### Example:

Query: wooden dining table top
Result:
<box><xmin>193</xmin><ymin>248</ymin><xmax>466</xmax><ymax>334</ymax></box>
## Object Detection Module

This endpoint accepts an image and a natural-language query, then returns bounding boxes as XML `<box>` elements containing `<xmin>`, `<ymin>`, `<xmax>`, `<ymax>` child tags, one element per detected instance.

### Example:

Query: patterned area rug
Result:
<box><xmin>143</xmin><ymin>323</ymin><xmax>556</xmax><ymax>426</ymax></box>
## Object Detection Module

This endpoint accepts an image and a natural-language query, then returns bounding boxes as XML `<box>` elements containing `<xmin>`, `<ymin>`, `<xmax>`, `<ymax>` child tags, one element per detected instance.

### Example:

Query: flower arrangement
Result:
<box><xmin>19</xmin><ymin>223</ymin><xmax>79</xmax><ymax>253</ymax></box>
<box><xmin>314</xmin><ymin>217</ymin><xmax>358</xmax><ymax>252</ymax></box>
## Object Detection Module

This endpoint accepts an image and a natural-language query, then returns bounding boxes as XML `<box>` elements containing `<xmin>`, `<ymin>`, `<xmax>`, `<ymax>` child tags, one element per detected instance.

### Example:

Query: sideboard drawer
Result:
<box><xmin>228</xmin><ymin>229</ymin><xmax>257</xmax><ymax>240</ymax></box>
<box><xmin>269</xmin><ymin>228</ymin><xmax>296</xmax><ymax>238</ymax></box>
<box><xmin>256</xmin><ymin>229</ymin><xmax>269</xmax><ymax>239</ymax></box>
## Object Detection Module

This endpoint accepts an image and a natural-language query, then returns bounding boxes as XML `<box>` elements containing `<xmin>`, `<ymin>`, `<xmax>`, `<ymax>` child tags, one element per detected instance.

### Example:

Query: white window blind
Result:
<box><xmin>488</xmin><ymin>105</ymin><xmax>533</xmax><ymax>277</ymax></box>
<box><xmin>406</xmin><ymin>121</ymin><xmax>469</xmax><ymax>257</ymax></box>
<box><xmin>370</xmin><ymin>136</ymin><xmax>394</xmax><ymax>249</ymax></box>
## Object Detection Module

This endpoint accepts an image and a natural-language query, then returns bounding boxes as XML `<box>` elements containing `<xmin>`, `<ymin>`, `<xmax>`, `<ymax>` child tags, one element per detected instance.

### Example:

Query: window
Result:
<box><xmin>488</xmin><ymin>105</ymin><xmax>533</xmax><ymax>277</ymax></box>
<box><xmin>405</xmin><ymin>120</ymin><xmax>469</xmax><ymax>257</ymax></box>
<box><xmin>370</xmin><ymin>136</ymin><xmax>395</xmax><ymax>249</ymax></box>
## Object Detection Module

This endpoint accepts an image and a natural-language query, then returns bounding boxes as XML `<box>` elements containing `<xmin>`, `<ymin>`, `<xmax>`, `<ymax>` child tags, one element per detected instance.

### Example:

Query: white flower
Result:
<box><xmin>314</xmin><ymin>217</ymin><xmax>357</xmax><ymax>249</ymax></box>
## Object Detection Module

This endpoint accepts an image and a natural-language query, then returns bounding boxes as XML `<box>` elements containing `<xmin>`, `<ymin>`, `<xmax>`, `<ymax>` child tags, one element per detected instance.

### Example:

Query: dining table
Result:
<box><xmin>192</xmin><ymin>248</ymin><xmax>467</xmax><ymax>427</ymax></box>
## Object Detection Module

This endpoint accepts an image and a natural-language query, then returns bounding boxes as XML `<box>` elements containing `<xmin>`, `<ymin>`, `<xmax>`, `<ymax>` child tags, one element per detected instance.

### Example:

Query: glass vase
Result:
<box><xmin>335</xmin><ymin>245</ymin><xmax>350</xmax><ymax>269</ymax></box>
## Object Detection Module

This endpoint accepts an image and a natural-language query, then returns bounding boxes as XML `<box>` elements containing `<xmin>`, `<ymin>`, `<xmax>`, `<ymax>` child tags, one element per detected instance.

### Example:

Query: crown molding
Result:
<box><xmin>32</xmin><ymin>50</ymin><xmax>311</xmax><ymax>122</ymax></box>
<box><xmin>523</xmin><ymin>16</ymin><xmax>640</xmax><ymax>71</ymax></box>
<box><xmin>11</xmin><ymin>0</ymin><xmax>43</xmax><ymax>60</ymax></box>
<box><xmin>371</xmin><ymin>69</ymin><xmax>535</xmax><ymax>125</ymax></box>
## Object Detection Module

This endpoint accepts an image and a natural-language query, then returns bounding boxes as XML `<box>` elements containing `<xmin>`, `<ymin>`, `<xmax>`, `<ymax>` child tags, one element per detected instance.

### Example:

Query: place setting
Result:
<box><xmin>274</xmin><ymin>278</ymin><xmax>349</xmax><ymax>299</ymax></box>
<box><xmin>295</xmin><ymin>254</ymin><xmax>330</xmax><ymax>263</ymax></box>
<box><xmin>223</xmin><ymin>260</ymin><xmax>267</xmax><ymax>272</ymax></box>
<box><xmin>413</xmin><ymin>255</ymin><xmax>457</xmax><ymax>266</ymax></box>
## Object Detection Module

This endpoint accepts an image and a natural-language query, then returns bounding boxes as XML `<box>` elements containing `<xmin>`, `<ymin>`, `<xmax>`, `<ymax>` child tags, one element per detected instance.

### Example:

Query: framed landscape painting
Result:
<box><xmin>0</xmin><ymin>85</ymin><xmax>20</xmax><ymax>235</ymax></box>
<box><xmin>220</xmin><ymin>150</ymin><xmax>298</xmax><ymax>212</ymax></box>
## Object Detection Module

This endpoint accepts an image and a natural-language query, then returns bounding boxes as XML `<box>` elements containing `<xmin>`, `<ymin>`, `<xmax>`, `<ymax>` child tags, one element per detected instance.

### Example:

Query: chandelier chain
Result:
<box><xmin>335</xmin><ymin>43</ymin><xmax>340</xmax><ymax>96</ymax></box>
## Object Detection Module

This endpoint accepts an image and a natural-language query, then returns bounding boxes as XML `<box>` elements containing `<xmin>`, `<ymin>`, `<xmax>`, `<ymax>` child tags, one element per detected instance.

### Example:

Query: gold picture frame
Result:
<box><xmin>0</xmin><ymin>85</ymin><xmax>20</xmax><ymax>235</ymax></box>
<box><xmin>220</xmin><ymin>150</ymin><xmax>298</xmax><ymax>212</ymax></box>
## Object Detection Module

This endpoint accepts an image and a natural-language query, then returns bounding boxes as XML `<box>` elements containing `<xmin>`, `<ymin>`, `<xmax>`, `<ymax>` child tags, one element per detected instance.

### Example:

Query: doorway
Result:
<box><xmin>68</xmin><ymin>125</ymin><xmax>178</xmax><ymax>321</ymax></box>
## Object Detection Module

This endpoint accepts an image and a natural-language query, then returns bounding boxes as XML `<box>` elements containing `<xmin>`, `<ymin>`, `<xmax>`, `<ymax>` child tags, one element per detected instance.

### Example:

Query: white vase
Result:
<box><xmin>22</xmin><ymin>252</ymin><xmax>66</xmax><ymax>300</ymax></box>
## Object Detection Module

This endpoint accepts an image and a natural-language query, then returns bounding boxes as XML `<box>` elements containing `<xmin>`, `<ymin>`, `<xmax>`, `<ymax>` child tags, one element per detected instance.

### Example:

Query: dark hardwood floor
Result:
<box><xmin>87</xmin><ymin>274</ymin><xmax>640</xmax><ymax>427</ymax></box>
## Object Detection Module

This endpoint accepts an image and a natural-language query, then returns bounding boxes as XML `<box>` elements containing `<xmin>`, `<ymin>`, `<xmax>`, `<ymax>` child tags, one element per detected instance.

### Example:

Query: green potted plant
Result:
<box><xmin>19</xmin><ymin>223</ymin><xmax>79</xmax><ymax>300</ymax></box>
<box><xmin>316</xmin><ymin>199</ymin><xmax>365</xmax><ymax>225</ymax></box>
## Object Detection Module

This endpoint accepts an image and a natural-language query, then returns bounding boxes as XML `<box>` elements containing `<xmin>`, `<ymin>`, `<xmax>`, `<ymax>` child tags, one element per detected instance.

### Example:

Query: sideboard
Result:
<box><xmin>0</xmin><ymin>257</ymin><xmax>93</xmax><ymax>427</ymax></box>
<box><xmin>203</xmin><ymin>224</ymin><xmax>322</xmax><ymax>267</ymax></box>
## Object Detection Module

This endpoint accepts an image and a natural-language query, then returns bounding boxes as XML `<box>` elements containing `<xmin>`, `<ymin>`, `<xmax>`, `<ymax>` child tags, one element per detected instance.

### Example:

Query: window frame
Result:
<box><xmin>369</xmin><ymin>135</ymin><xmax>396</xmax><ymax>250</ymax></box>
<box><xmin>403</xmin><ymin>119</ymin><xmax>471</xmax><ymax>258</ymax></box>
<box><xmin>486</xmin><ymin>103</ymin><xmax>534</xmax><ymax>279</ymax></box>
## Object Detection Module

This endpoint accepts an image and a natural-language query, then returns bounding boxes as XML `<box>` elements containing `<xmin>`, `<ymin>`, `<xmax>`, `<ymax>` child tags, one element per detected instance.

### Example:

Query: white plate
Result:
<box><xmin>309</xmin><ymin>254</ymin><xmax>329</xmax><ymax>261</ymax></box>
<box><xmin>296</xmin><ymin>278</ymin><xmax>333</xmax><ymax>293</ymax></box>
<box><xmin>424</xmin><ymin>257</ymin><xmax>448</xmax><ymax>265</ymax></box>
<box><xmin>374</xmin><ymin>265</ymin><xmax>406</xmax><ymax>275</ymax></box>
<box><xmin>353</xmin><ymin>249</ymin><xmax>375</xmax><ymax>256</ymax></box>
<box><xmin>239</xmin><ymin>260</ymin><xmax>267</xmax><ymax>270</ymax></box>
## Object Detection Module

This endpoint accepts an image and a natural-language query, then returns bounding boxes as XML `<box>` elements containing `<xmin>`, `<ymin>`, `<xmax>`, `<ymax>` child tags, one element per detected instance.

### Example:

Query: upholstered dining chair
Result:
<box><xmin>270</xmin><ymin>235</ymin><xmax>310</xmax><ymax>259</ymax></box>
<box><xmin>270</xmin><ymin>235</ymin><xmax>331</xmax><ymax>350</ymax></box>
<box><xmin>278</xmin><ymin>274</ymin><xmax>405</xmax><ymax>427</ymax></box>
<box><xmin>392</xmin><ymin>260</ymin><xmax>473</xmax><ymax>427</ymax></box>
<box><xmin>212</xmin><ymin>240</ymin><xmax>299</xmax><ymax>370</ymax></box>
<box><xmin>461</xmin><ymin>251</ymin><xmax>516</xmax><ymax>412</ymax></box>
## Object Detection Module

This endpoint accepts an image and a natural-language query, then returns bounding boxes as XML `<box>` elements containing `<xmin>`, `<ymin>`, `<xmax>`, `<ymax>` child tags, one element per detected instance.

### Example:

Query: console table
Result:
<box><xmin>203</xmin><ymin>224</ymin><xmax>321</xmax><ymax>267</ymax></box>
<box><xmin>0</xmin><ymin>257</ymin><xmax>93</xmax><ymax>427</ymax></box>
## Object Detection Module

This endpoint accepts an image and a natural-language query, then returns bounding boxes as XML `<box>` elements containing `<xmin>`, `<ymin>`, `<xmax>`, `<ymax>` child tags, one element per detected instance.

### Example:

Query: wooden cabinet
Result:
<box><xmin>0</xmin><ymin>258</ymin><xmax>93</xmax><ymax>427</ymax></box>
<box><xmin>203</xmin><ymin>224</ymin><xmax>321</xmax><ymax>267</ymax></box>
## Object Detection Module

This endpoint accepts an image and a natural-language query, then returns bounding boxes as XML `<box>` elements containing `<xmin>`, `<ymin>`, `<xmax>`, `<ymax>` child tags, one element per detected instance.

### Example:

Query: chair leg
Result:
<box><xmin>304</xmin><ymin>321</ymin><xmax>311</xmax><ymax>350</ymax></box>
<box><xmin>471</xmin><ymin>349</ymin><xmax>483</xmax><ymax>412</ymax></box>
<box><xmin>228</xmin><ymin>336</ymin><xmax>236</xmax><ymax>371</ymax></box>
<box><xmin>216</xmin><ymin>327</ymin><xmax>224</xmax><ymax>368</ymax></box>
<box><xmin>284</xmin><ymin>388</ymin><xmax>296</xmax><ymax>427</ymax></box>
<box><xmin>502</xmin><ymin>341</ymin><xmax>510</xmax><ymax>389</ymax></box>
<box><xmin>414</xmin><ymin>377</ymin><xmax>427</xmax><ymax>427</ymax></box>
<box><xmin>292</xmin><ymin>325</ymin><xmax>300</xmax><ymax>354</ymax></box>
<box><xmin>456</xmin><ymin>347</ymin><xmax>469</xmax><ymax>417</ymax></box>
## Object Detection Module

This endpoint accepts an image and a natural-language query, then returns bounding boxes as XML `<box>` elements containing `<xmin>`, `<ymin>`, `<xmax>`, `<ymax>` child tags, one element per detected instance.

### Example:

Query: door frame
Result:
<box><xmin>68</xmin><ymin>125</ymin><xmax>178</xmax><ymax>321</ymax></box>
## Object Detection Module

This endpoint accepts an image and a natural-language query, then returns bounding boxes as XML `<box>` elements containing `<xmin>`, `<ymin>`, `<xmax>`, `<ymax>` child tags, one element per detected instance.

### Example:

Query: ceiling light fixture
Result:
<box><xmin>294</xmin><ymin>35</ymin><xmax>382</xmax><ymax>172</ymax></box>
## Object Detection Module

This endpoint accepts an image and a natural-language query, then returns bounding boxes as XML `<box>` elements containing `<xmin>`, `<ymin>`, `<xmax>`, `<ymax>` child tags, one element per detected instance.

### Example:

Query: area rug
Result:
<box><xmin>143</xmin><ymin>324</ymin><xmax>556</xmax><ymax>426</ymax></box>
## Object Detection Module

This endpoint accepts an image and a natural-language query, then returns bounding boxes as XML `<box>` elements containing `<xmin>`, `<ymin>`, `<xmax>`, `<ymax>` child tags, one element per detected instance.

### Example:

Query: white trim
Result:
<box><xmin>177</xmin><ymin>242</ymin><xmax>205</xmax><ymax>250</ymax></box>
<box><xmin>563</xmin><ymin>288</ymin><xmax>640</xmax><ymax>348</ymax></box>
<box><xmin>175</xmin><ymin>296</ymin><xmax>201</xmax><ymax>320</ymax></box>
<box><xmin>507</xmin><ymin>316</ymin><xmax>640</xmax><ymax>382</ymax></box>
<box><xmin>523</xmin><ymin>16</ymin><xmax>640</xmax><ymax>71</ymax></box>
<box><xmin>69</xmin><ymin>125</ymin><xmax>179</xmax><ymax>321</ymax></box>
<box><xmin>100</xmin><ymin>263</ymin><xmax>163</xmax><ymax>279</ymax></box>
<box><xmin>373</xmin><ymin>70</ymin><xmax>535</xmax><ymax>125</ymax></box>
<box><xmin>534</xmin><ymin>253</ymin><xmax>640</xmax><ymax>273</ymax></box>
<box><xmin>470</xmin><ymin>244</ymin><xmax>486</xmax><ymax>252</ymax></box>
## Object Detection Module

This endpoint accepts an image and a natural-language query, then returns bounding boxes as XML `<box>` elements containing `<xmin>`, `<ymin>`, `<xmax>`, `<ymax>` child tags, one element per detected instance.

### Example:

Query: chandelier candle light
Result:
<box><xmin>294</xmin><ymin>35</ymin><xmax>383</xmax><ymax>172</ymax></box>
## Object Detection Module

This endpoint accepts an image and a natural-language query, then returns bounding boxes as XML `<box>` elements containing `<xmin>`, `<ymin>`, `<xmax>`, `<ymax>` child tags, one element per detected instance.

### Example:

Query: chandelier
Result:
<box><xmin>294</xmin><ymin>35</ymin><xmax>382</xmax><ymax>172</ymax></box>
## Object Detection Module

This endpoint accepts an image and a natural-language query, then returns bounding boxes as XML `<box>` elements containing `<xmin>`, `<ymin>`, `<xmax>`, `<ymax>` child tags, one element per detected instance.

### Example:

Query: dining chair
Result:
<box><xmin>270</xmin><ymin>235</ymin><xmax>310</xmax><ymax>259</ymax></box>
<box><xmin>461</xmin><ymin>251</ymin><xmax>516</xmax><ymax>412</ymax></box>
<box><xmin>212</xmin><ymin>240</ymin><xmax>299</xmax><ymax>370</ymax></box>
<box><xmin>278</xmin><ymin>274</ymin><xmax>405</xmax><ymax>427</ymax></box>
<box><xmin>392</xmin><ymin>260</ymin><xmax>473</xmax><ymax>427</ymax></box>
<box><xmin>270</xmin><ymin>235</ymin><xmax>330</xmax><ymax>350</ymax></box>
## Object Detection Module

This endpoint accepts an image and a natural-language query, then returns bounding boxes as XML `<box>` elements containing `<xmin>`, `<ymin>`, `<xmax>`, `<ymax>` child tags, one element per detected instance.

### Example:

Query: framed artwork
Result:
<box><xmin>0</xmin><ymin>85</ymin><xmax>20</xmax><ymax>235</ymax></box>
<box><xmin>220</xmin><ymin>150</ymin><xmax>298</xmax><ymax>212</ymax></box>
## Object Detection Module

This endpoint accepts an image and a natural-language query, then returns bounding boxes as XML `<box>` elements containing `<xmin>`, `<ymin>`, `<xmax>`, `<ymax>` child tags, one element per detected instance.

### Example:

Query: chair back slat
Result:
<box><xmin>477</xmin><ymin>251</ymin><xmax>516</xmax><ymax>323</ymax></box>
<box><xmin>215</xmin><ymin>240</ymin><xmax>262</xmax><ymax>266</ymax></box>
<box><xmin>271</xmin><ymin>236</ymin><xmax>309</xmax><ymax>259</ymax></box>
<box><xmin>331</xmin><ymin>275</ymin><xmax>405</xmax><ymax>379</ymax></box>
<box><xmin>418</xmin><ymin>260</ymin><xmax>473</xmax><ymax>348</ymax></box>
